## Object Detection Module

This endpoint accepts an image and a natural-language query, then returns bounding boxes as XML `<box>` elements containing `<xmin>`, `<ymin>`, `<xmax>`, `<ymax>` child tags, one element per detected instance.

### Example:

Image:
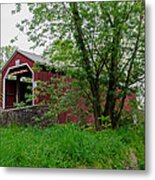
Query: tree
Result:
<box><xmin>13</xmin><ymin>1</ymin><xmax>145</xmax><ymax>130</ymax></box>
<box><xmin>0</xmin><ymin>45</ymin><xmax>16</xmax><ymax>66</ymax></box>
<box><xmin>0</xmin><ymin>46</ymin><xmax>16</xmax><ymax>105</ymax></box>
<box><xmin>0</xmin><ymin>52</ymin><xmax>3</xmax><ymax>70</ymax></box>
<box><xmin>0</xmin><ymin>61</ymin><xmax>2</xmax><ymax>70</ymax></box>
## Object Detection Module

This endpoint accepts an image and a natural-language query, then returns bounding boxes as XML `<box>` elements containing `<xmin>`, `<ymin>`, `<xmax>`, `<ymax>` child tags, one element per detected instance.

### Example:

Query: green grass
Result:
<box><xmin>0</xmin><ymin>123</ymin><xmax>144</xmax><ymax>169</ymax></box>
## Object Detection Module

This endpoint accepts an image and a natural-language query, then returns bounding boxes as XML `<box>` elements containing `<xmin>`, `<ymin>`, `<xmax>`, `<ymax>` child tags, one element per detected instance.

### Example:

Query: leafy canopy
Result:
<box><xmin>12</xmin><ymin>1</ymin><xmax>145</xmax><ymax>129</ymax></box>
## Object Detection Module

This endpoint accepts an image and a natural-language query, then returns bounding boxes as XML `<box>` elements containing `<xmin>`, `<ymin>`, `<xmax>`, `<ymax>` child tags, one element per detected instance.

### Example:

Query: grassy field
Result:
<box><xmin>0</xmin><ymin>123</ymin><xmax>144</xmax><ymax>169</ymax></box>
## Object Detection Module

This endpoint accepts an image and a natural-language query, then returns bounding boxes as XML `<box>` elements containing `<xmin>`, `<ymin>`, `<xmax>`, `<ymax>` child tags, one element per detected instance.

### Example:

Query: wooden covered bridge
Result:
<box><xmin>0</xmin><ymin>49</ymin><xmax>55</xmax><ymax>109</ymax></box>
<box><xmin>0</xmin><ymin>49</ymin><xmax>94</xmax><ymax>124</ymax></box>
<box><xmin>0</xmin><ymin>49</ymin><xmax>135</xmax><ymax>125</ymax></box>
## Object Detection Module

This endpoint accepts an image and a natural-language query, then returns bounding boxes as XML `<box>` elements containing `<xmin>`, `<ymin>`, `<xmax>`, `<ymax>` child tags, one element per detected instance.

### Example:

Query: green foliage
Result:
<box><xmin>44</xmin><ymin>39</ymin><xmax>81</xmax><ymax>69</ymax></box>
<box><xmin>12</xmin><ymin>1</ymin><xmax>145</xmax><ymax>129</ymax></box>
<box><xmin>0</xmin><ymin>45</ymin><xmax>16</xmax><ymax>63</ymax></box>
<box><xmin>0</xmin><ymin>60</ymin><xmax>2</xmax><ymax>69</ymax></box>
<box><xmin>34</xmin><ymin>76</ymin><xmax>92</xmax><ymax>123</ymax></box>
<box><xmin>98</xmin><ymin>115</ymin><xmax>111</xmax><ymax>128</ymax></box>
<box><xmin>0</xmin><ymin>46</ymin><xmax>17</xmax><ymax>101</ymax></box>
<box><xmin>0</xmin><ymin>123</ymin><xmax>144</xmax><ymax>169</ymax></box>
<box><xmin>13</xmin><ymin>102</ymin><xmax>26</xmax><ymax>109</ymax></box>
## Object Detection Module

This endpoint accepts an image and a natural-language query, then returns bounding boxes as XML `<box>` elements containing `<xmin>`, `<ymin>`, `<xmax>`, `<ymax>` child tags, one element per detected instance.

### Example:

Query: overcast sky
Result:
<box><xmin>1</xmin><ymin>3</ymin><xmax>43</xmax><ymax>54</ymax></box>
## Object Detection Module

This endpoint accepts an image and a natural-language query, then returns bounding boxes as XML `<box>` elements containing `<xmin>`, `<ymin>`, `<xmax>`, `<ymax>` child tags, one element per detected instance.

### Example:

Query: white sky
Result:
<box><xmin>1</xmin><ymin>3</ymin><xmax>44</xmax><ymax>54</ymax></box>
<box><xmin>0</xmin><ymin>1</ymin><xmax>108</xmax><ymax>55</ymax></box>
<box><xmin>0</xmin><ymin>0</ymin><xmax>125</xmax><ymax>55</ymax></box>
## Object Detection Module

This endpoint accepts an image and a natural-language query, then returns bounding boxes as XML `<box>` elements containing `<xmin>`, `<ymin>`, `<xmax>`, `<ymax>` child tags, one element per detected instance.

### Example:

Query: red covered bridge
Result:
<box><xmin>0</xmin><ymin>49</ymin><xmax>135</xmax><ymax>124</ymax></box>
<box><xmin>0</xmin><ymin>49</ymin><xmax>94</xmax><ymax>123</ymax></box>
<box><xmin>0</xmin><ymin>49</ymin><xmax>51</xmax><ymax>109</ymax></box>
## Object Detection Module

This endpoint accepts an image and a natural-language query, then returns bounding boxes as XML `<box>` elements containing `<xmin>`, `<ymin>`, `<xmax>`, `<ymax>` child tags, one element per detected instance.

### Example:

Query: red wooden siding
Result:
<box><xmin>5</xmin><ymin>80</ymin><xmax>16</xmax><ymax>109</ymax></box>
<box><xmin>0</xmin><ymin>76</ymin><xmax>2</xmax><ymax>108</ymax></box>
<box><xmin>2</xmin><ymin>52</ymin><xmax>34</xmax><ymax>79</ymax></box>
<box><xmin>34</xmin><ymin>71</ymin><xmax>59</xmax><ymax>104</ymax></box>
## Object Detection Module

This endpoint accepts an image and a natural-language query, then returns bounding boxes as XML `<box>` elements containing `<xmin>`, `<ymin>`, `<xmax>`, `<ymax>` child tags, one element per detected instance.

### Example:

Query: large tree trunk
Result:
<box><xmin>91</xmin><ymin>86</ymin><xmax>102</xmax><ymax>131</ymax></box>
<box><xmin>103</xmin><ymin>15</ymin><xmax>121</xmax><ymax>129</ymax></box>
<box><xmin>70</xmin><ymin>3</ymin><xmax>102</xmax><ymax>131</ymax></box>
<box><xmin>103</xmin><ymin>41</ymin><xmax>117</xmax><ymax>128</ymax></box>
<box><xmin>103</xmin><ymin>80</ymin><xmax>117</xmax><ymax>129</ymax></box>
<box><xmin>93</xmin><ymin>104</ymin><xmax>102</xmax><ymax>131</ymax></box>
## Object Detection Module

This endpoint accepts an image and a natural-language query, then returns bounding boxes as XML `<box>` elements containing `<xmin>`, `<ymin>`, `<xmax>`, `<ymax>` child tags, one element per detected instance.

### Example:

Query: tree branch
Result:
<box><xmin>70</xmin><ymin>2</ymin><xmax>97</xmax><ymax>94</ymax></box>
<box><xmin>116</xmin><ymin>11</ymin><xmax>143</xmax><ymax>120</ymax></box>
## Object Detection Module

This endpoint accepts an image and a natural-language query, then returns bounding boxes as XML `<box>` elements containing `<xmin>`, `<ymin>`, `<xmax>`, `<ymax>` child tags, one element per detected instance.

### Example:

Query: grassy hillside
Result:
<box><xmin>0</xmin><ymin>123</ymin><xmax>144</xmax><ymax>169</ymax></box>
